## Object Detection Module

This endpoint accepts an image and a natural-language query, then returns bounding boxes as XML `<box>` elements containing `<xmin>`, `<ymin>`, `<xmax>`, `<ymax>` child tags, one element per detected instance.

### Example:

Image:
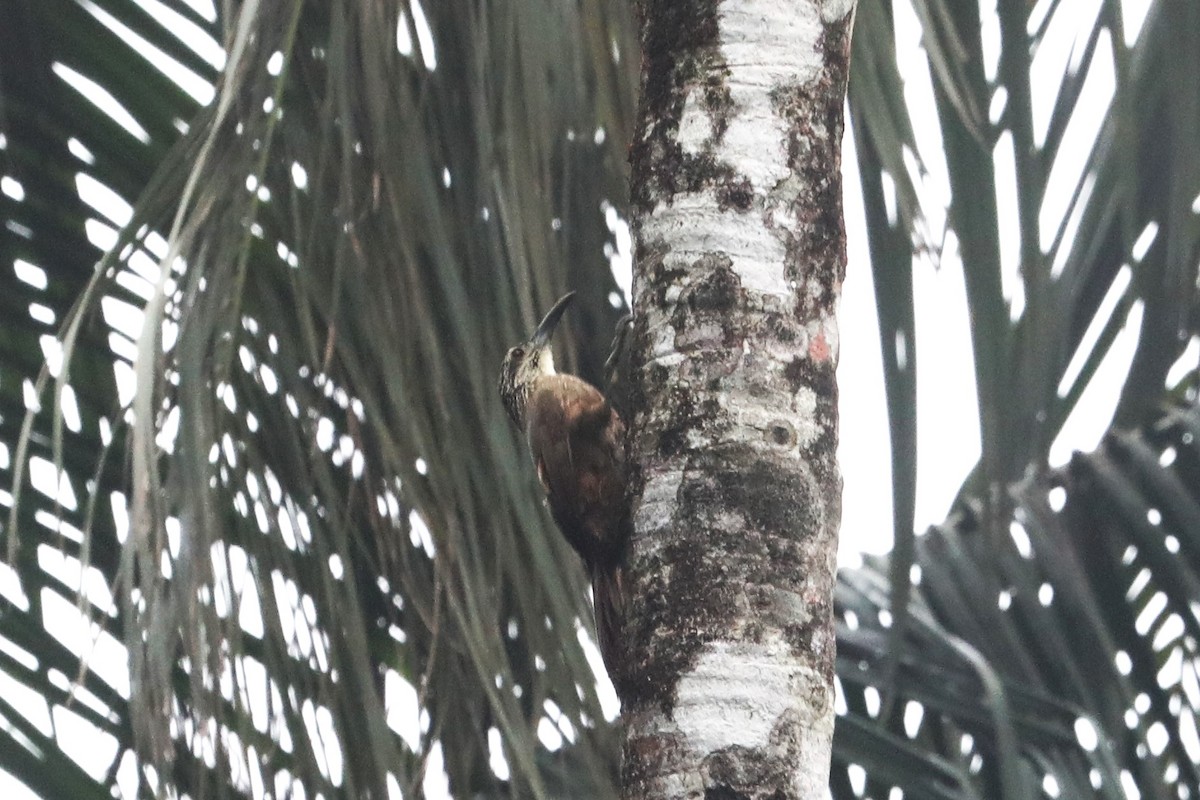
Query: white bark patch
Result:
<box><xmin>649</xmin><ymin>320</ymin><xmax>678</xmax><ymax>360</ymax></box>
<box><xmin>634</xmin><ymin>467</ymin><xmax>685</xmax><ymax>534</ymax></box>
<box><xmin>644</xmin><ymin>195</ymin><xmax>789</xmax><ymax>297</ymax></box>
<box><xmin>821</xmin><ymin>0</ymin><xmax>856</xmax><ymax>23</ymax></box>
<box><xmin>725</xmin><ymin>400</ymin><xmax>798</xmax><ymax>443</ymax></box>
<box><xmin>792</xmin><ymin>387</ymin><xmax>819</xmax><ymax>445</ymax></box>
<box><xmin>674</xmin><ymin>640</ymin><xmax>827</xmax><ymax>755</ymax></box>
<box><xmin>718</xmin><ymin>0</ymin><xmax>823</xmax><ymax>87</ymax></box>
<box><xmin>715</xmin><ymin>0</ymin><xmax>823</xmax><ymax>192</ymax></box>
<box><xmin>765</xmin><ymin>174</ymin><xmax>805</xmax><ymax>230</ymax></box>
<box><xmin>716</xmin><ymin>104</ymin><xmax>788</xmax><ymax>192</ymax></box>
<box><xmin>677</xmin><ymin>90</ymin><xmax>710</xmax><ymax>155</ymax></box>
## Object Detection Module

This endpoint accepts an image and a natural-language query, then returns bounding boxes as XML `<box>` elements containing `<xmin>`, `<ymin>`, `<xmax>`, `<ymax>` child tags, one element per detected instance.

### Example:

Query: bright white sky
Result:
<box><xmin>4</xmin><ymin>0</ymin><xmax>1194</xmax><ymax>796</ymax></box>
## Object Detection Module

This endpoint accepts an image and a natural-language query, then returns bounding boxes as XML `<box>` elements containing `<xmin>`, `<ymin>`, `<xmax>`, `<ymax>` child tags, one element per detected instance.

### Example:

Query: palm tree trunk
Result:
<box><xmin>620</xmin><ymin>1</ymin><xmax>855</xmax><ymax>797</ymax></box>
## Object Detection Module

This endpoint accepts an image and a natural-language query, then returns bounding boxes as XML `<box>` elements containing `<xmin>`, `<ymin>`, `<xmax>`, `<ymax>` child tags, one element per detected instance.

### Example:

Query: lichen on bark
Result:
<box><xmin>621</xmin><ymin>1</ymin><xmax>855</xmax><ymax>797</ymax></box>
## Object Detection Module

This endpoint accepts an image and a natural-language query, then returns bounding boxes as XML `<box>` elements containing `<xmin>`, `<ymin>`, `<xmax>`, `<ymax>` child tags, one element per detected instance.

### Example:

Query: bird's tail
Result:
<box><xmin>590</xmin><ymin>562</ymin><xmax>625</xmax><ymax>680</ymax></box>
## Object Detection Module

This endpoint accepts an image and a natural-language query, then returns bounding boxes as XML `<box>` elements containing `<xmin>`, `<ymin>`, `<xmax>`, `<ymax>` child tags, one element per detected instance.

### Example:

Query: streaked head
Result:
<box><xmin>499</xmin><ymin>292</ymin><xmax>575</xmax><ymax>427</ymax></box>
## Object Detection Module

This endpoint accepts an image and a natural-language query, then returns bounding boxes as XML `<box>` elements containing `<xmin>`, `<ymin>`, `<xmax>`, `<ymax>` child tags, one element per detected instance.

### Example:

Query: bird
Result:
<box><xmin>498</xmin><ymin>292</ymin><xmax>628</xmax><ymax>676</ymax></box>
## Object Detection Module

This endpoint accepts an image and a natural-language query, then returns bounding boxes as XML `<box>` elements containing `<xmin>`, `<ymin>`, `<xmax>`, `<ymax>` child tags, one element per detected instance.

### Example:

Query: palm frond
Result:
<box><xmin>848</xmin><ymin>0</ymin><xmax>1200</xmax><ymax>719</ymax></box>
<box><xmin>3</xmin><ymin>0</ymin><xmax>634</xmax><ymax>796</ymax></box>
<box><xmin>833</xmin><ymin>399</ymin><xmax>1200</xmax><ymax>799</ymax></box>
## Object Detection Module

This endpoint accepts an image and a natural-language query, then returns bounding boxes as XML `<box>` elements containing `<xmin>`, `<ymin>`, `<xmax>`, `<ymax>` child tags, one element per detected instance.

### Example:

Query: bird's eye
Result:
<box><xmin>512</xmin><ymin>347</ymin><xmax>525</xmax><ymax>359</ymax></box>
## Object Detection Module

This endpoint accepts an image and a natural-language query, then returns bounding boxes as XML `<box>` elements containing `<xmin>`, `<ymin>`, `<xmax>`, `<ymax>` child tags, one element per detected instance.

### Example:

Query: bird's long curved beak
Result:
<box><xmin>530</xmin><ymin>291</ymin><xmax>575</xmax><ymax>347</ymax></box>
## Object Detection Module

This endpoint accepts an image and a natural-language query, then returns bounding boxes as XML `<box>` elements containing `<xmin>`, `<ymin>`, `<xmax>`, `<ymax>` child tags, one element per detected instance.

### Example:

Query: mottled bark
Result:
<box><xmin>620</xmin><ymin>1</ymin><xmax>854</xmax><ymax>798</ymax></box>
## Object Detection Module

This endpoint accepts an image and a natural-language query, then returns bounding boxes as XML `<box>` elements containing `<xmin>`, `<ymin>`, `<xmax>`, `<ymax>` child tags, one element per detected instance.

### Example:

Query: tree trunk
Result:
<box><xmin>620</xmin><ymin>1</ymin><xmax>854</xmax><ymax>797</ymax></box>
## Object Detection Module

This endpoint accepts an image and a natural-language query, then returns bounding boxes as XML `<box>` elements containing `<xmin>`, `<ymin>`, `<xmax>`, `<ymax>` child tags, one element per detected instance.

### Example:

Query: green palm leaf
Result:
<box><xmin>833</xmin><ymin>400</ymin><xmax>1200</xmax><ymax>799</ymax></box>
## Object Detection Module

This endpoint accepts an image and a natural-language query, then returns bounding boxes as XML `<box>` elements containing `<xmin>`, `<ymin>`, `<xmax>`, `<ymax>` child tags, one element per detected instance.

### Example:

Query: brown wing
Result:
<box><xmin>525</xmin><ymin>374</ymin><xmax>626</xmax><ymax>566</ymax></box>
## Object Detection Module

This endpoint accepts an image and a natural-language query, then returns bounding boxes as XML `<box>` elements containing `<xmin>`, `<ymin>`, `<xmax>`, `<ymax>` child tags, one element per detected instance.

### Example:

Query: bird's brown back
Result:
<box><xmin>524</xmin><ymin>374</ymin><xmax>626</xmax><ymax>567</ymax></box>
